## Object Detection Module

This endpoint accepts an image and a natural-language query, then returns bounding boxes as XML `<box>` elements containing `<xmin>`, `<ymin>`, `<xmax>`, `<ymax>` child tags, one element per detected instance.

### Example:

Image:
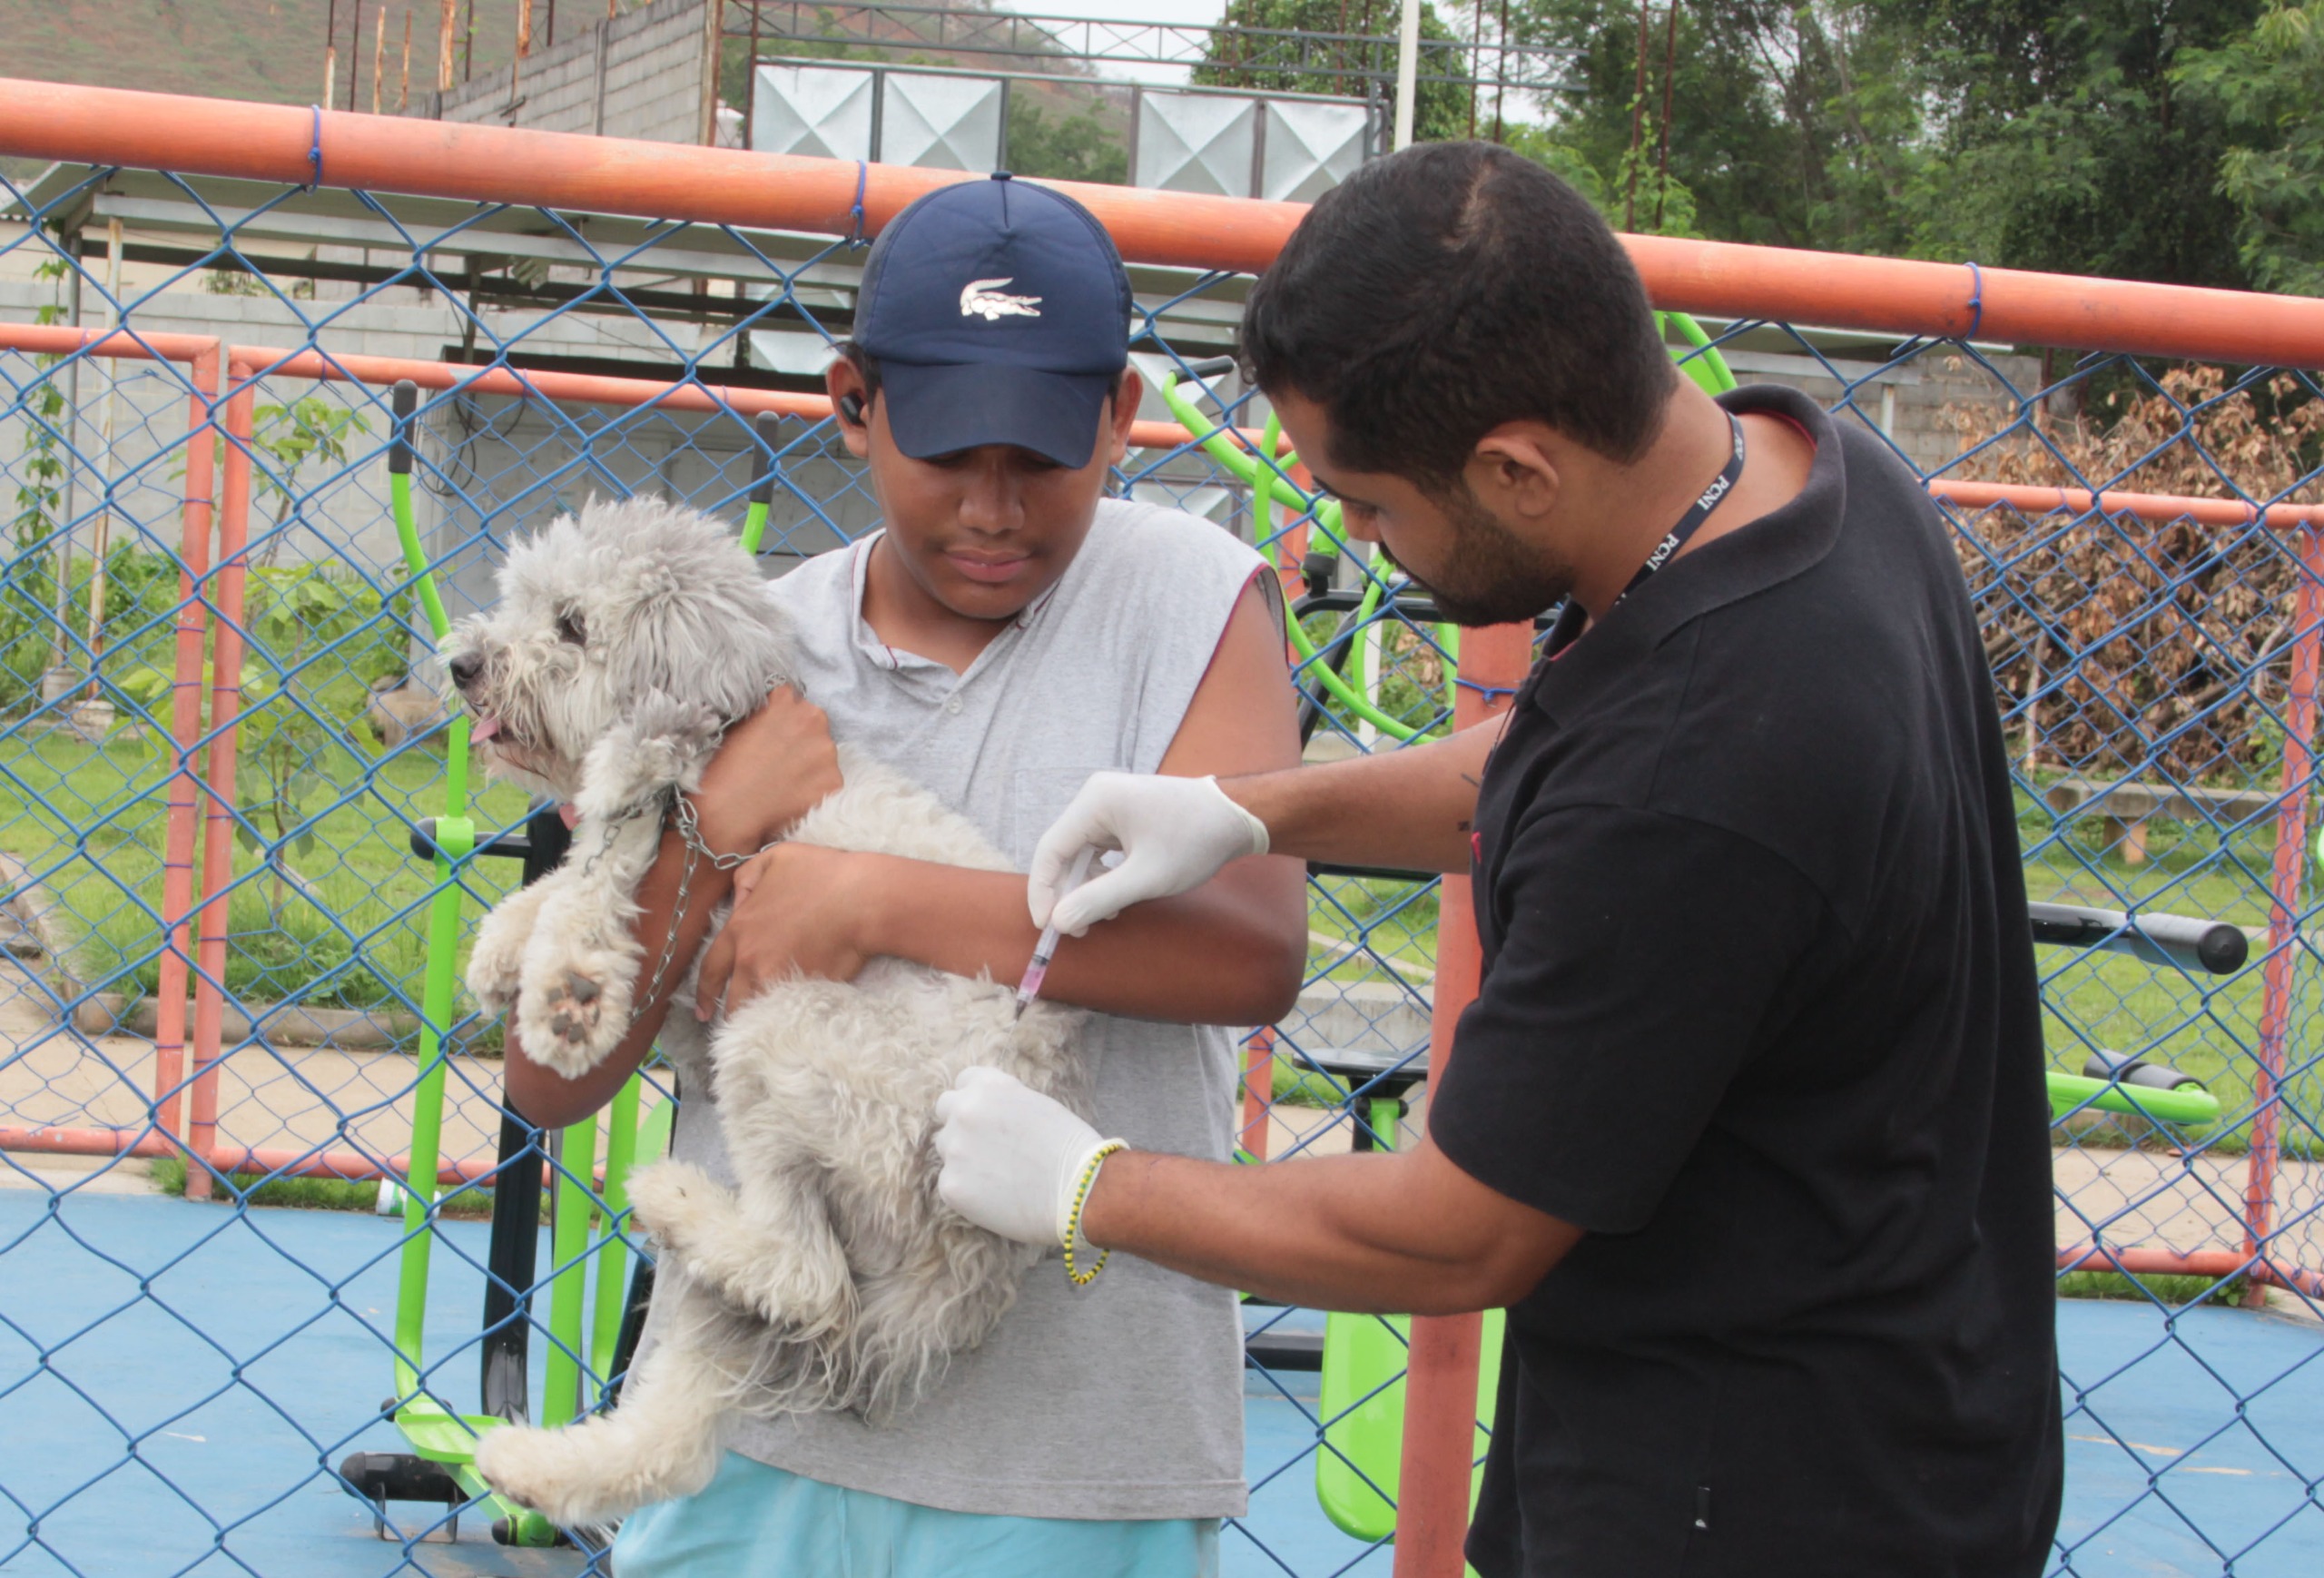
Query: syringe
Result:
<box><xmin>1014</xmin><ymin>844</ymin><xmax>1098</xmax><ymax>1020</ymax></box>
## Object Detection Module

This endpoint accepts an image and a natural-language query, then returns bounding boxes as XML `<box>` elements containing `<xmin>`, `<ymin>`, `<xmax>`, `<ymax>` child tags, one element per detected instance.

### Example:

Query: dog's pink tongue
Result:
<box><xmin>470</xmin><ymin>715</ymin><xmax>501</xmax><ymax>744</ymax></box>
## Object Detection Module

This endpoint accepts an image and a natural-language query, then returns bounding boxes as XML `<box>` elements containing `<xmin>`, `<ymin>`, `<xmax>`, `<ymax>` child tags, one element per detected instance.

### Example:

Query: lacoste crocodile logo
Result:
<box><xmin>960</xmin><ymin>278</ymin><xmax>1043</xmax><ymax>321</ymax></box>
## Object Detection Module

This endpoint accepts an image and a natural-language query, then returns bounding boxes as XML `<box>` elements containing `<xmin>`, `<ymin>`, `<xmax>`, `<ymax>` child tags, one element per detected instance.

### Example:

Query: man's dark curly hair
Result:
<box><xmin>1239</xmin><ymin>142</ymin><xmax>1674</xmax><ymax>487</ymax></box>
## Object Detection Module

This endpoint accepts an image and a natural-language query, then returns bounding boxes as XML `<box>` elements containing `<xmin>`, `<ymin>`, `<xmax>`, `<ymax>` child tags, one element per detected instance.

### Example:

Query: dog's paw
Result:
<box><xmin>514</xmin><ymin>954</ymin><xmax>635</xmax><ymax>1078</ymax></box>
<box><xmin>473</xmin><ymin>1423</ymin><xmax>621</xmax><ymax>1531</ymax></box>
<box><xmin>624</xmin><ymin>1159</ymin><xmax>720</xmax><ymax>1248</ymax></box>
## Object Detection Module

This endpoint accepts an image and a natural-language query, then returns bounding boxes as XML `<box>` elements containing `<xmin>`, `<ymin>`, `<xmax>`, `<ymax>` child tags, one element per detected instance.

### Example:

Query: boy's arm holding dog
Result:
<box><xmin>694</xmin><ymin>580</ymin><xmax>1307</xmax><ymax>1028</ymax></box>
<box><xmin>502</xmin><ymin>687</ymin><xmax>843</xmax><ymax>1129</ymax></box>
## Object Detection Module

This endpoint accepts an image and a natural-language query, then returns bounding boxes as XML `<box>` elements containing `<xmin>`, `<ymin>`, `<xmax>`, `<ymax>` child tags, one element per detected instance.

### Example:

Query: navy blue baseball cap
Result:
<box><xmin>853</xmin><ymin>173</ymin><xmax>1134</xmax><ymax>469</ymax></box>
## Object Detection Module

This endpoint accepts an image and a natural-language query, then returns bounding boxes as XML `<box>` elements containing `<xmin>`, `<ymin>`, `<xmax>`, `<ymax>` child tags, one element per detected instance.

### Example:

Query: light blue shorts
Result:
<box><xmin>611</xmin><ymin>1451</ymin><xmax>1222</xmax><ymax>1578</ymax></box>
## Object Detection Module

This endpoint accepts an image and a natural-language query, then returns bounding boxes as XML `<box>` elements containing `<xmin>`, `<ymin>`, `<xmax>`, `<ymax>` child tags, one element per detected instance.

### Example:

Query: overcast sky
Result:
<box><xmin>1006</xmin><ymin>0</ymin><xmax>1250</xmax><ymax>84</ymax></box>
<box><xmin>1023</xmin><ymin>0</ymin><xmax>1233</xmax><ymax>27</ymax></box>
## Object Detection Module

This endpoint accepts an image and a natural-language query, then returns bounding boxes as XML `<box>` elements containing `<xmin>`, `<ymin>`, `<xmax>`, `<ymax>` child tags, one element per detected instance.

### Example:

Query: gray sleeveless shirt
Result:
<box><xmin>659</xmin><ymin>497</ymin><xmax>1265</xmax><ymax>1521</ymax></box>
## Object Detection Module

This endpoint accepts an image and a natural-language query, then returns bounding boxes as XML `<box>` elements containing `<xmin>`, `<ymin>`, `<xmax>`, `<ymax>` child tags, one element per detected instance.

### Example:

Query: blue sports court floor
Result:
<box><xmin>1</xmin><ymin>1186</ymin><xmax>2319</xmax><ymax>1575</ymax></box>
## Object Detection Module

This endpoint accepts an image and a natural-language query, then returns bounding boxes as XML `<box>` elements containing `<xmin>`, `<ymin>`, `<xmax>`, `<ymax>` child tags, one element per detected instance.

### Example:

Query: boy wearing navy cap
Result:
<box><xmin>502</xmin><ymin>173</ymin><xmax>1306</xmax><ymax>1576</ymax></box>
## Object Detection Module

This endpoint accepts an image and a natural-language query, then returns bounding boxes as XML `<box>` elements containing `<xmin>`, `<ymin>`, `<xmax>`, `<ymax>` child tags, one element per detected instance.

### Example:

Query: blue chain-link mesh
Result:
<box><xmin>2</xmin><ymin>157</ymin><xmax>2321</xmax><ymax>1577</ymax></box>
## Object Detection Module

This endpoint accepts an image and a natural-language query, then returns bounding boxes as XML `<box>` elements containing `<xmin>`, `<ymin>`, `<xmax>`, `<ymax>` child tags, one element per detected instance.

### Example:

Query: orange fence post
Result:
<box><xmin>1240</xmin><ymin>1028</ymin><xmax>1275</xmax><ymax>1163</ymax></box>
<box><xmin>1393</xmin><ymin>621</ymin><xmax>1532</xmax><ymax>1578</ymax></box>
<box><xmin>150</xmin><ymin>343</ymin><xmax>221</xmax><ymax>1142</ymax></box>
<box><xmin>183</xmin><ymin>361</ymin><xmax>257</xmax><ymax>1199</ymax></box>
<box><xmin>2243</xmin><ymin>525</ymin><xmax>2324</xmax><ymax>1304</ymax></box>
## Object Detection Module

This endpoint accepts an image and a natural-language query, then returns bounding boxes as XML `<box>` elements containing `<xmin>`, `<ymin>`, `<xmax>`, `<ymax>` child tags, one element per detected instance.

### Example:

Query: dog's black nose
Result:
<box><xmin>448</xmin><ymin>652</ymin><xmax>484</xmax><ymax>690</ymax></box>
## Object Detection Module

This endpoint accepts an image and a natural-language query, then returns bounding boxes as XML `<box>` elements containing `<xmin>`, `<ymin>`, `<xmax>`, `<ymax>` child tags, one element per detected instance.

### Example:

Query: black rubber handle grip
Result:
<box><xmin>409</xmin><ymin>817</ymin><xmax>534</xmax><ymax>863</ymax></box>
<box><xmin>389</xmin><ymin>380</ymin><xmax>418</xmax><ymax>475</ymax></box>
<box><xmin>2081</xmin><ymin>1046</ymin><xmax>2207</xmax><ymax>1092</ymax></box>
<box><xmin>750</xmin><ymin>410</ymin><xmax>782</xmax><ymax>506</ymax></box>
<box><xmin>1183</xmin><ymin>356</ymin><xmax>1236</xmax><ymax>378</ymax></box>
<box><xmin>2026</xmin><ymin>901</ymin><xmax>2250</xmax><ymax>975</ymax></box>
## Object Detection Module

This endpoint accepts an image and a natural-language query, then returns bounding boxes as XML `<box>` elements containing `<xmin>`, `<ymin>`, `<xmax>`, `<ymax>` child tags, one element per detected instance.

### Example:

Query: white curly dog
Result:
<box><xmin>441</xmin><ymin>497</ymin><xmax>1086</xmax><ymax>1530</ymax></box>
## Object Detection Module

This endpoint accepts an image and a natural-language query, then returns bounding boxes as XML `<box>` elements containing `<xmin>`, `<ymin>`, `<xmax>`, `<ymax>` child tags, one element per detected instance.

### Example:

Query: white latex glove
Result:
<box><xmin>1028</xmin><ymin>773</ymin><xmax>1270</xmax><ymax>937</ymax></box>
<box><xmin>933</xmin><ymin>1066</ymin><xmax>1120</xmax><ymax>1250</ymax></box>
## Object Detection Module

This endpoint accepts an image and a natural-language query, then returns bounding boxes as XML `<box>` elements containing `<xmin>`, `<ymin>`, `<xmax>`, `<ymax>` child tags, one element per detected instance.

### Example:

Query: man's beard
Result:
<box><xmin>1383</xmin><ymin>481</ymin><xmax>1573</xmax><ymax>627</ymax></box>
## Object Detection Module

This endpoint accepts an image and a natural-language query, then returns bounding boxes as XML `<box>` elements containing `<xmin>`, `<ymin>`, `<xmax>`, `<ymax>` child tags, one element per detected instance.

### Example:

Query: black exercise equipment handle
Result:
<box><xmin>389</xmin><ymin>380</ymin><xmax>416</xmax><ymax>476</ymax></box>
<box><xmin>2026</xmin><ymin>901</ymin><xmax>2249</xmax><ymax>975</ymax></box>
<box><xmin>749</xmin><ymin>409</ymin><xmax>781</xmax><ymax>508</ymax></box>
<box><xmin>1308</xmin><ymin>867</ymin><xmax>2249</xmax><ymax>978</ymax></box>
<box><xmin>409</xmin><ymin>817</ymin><xmax>551</xmax><ymax>863</ymax></box>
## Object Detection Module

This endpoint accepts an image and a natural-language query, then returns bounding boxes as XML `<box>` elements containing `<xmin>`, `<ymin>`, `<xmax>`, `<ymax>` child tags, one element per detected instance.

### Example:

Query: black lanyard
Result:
<box><xmin>1615</xmin><ymin>410</ymin><xmax>1746</xmax><ymax>607</ymax></box>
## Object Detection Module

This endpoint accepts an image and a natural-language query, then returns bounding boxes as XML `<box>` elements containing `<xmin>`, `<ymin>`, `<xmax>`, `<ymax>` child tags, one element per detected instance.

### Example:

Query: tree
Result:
<box><xmin>1886</xmin><ymin>0</ymin><xmax>2263</xmax><ymax>286</ymax></box>
<box><xmin>1501</xmin><ymin>0</ymin><xmax>1920</xmax><ymax>250</ymax></box>
<box><xmin>1195</xmin><ymin>0</ymin><xmax>1474</xmax><ymax>145</ymax></box>
<box><xmin>2176</xmin><ymin>1</ymin><xmax>2324</xmax><ymax>294</ymax></box>
<box><xmin>1007</xmin><ymin>94</ymin><xmax>1129</xmax><ymax>186</ymax></box>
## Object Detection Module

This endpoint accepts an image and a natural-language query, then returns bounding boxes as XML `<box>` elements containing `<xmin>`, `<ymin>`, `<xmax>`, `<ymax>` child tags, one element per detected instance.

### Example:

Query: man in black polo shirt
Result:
<box><xmin>931</xmin><ymin>142</ymin><xmax>2063</xmax><ymax>1575</ymax></box>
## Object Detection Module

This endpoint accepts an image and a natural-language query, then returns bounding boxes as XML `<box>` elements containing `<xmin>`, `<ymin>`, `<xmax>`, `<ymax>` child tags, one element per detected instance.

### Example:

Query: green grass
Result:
<box><xmin>2055</xmin><ymin>1269</ymin><xmax>2250</xmax><ymax>1307</ymax></box>
<box><xmin>2015</xmin><ymin>781</ymin><xmax>2324</xmax><ymax>1159</ymax></box>
<box><xmin>0</xmin><ymin>730</ymin><xmax>534</xmax><ymax>1026</ymax></box>
<box><xmin>150</xmin><ymin>1154</ymin><xmax>506</xmax><ymax>1218</ymax></box>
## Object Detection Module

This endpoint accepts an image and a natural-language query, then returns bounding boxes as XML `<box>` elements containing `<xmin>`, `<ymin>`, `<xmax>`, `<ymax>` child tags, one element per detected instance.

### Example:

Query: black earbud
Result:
<box><xmin>839</xmin><ymin>391</ymin><xmax>866</xmax><ymax>425</ymax></box>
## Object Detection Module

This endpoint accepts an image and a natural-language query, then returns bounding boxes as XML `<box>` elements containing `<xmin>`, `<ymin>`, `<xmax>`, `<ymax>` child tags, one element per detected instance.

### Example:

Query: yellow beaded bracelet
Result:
<box><xmin>1063</xmin><ymin>1139</ymin><xmax>1128</xmax><ymax>1287</ymax></box>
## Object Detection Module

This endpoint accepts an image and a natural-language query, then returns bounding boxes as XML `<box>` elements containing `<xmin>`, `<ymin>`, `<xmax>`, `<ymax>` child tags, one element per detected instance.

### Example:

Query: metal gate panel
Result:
<box><xmin>1261</xmin><ymin>99</ymin><xmax>1372</xmax><ymax>203</ymax></box>
<box><xmin>752</xmin><ymin>63</ymin><xmax>875</xmax><ymax>163</ymax></box>
<box><xmin>1134</xmin><ymin>90</ymin><xmax>1258</xmax><ymax>198</ymax></box>
<box><xmin>881</xmin><ymin>73</ymin><xmax>1005</xmax><ymax>173</ymax></box>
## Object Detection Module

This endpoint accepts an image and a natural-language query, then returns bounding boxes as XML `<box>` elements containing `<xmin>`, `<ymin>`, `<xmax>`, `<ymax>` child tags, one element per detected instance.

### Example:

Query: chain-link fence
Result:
<box><xmin>3</xmin><ymin>91</ymin><xmax>2323</xmax><ymax>1578</ymax></box>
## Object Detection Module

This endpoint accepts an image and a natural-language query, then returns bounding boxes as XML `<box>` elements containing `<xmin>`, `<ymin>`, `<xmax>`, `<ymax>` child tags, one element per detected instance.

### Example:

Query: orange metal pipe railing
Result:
<box><xmin>0</xmin><ymin>324</ymin><xmax>228</xmax><ymax>368</ymax></box>
<box><xmin>1927</xmin><ymin>478</ymin><xmax>2324</xmax><ymax>530</ymax></box>
<box><xmin>0</xmin><ymin>1122</ymin><xmax>500</xmax><ymax>1188</ymax></box>
<box><xmin>13</xmin><ymin>79</ymin><xmax>2324</xmax><ymax>365</ymax></box>
<box><xmin>0</xmin><ymin>80</ymin><xmax>1303</xmax><ymax>277</ymax></box>
<box><xmin>2056</xmin><ymin>1243</ymin><xmax>2324</xmax><ymax>1301</ymax></box>
<box><xmin>231</xmin><ymin>343</ymin><xmax>1236</xmax><ymax>457</ymax></box>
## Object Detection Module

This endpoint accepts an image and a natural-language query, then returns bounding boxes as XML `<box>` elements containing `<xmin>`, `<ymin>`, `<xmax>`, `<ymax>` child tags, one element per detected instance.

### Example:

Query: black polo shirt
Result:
<box><xmin>1431</xmin><ymin>385</ymin><xmax>2063</xmax><ymax>1577</ymax></box>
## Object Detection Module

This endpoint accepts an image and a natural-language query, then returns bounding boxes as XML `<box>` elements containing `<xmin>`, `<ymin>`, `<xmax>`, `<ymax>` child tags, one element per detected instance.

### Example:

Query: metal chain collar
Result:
<box><xmin>669</xmin><ymin>789</ymin><xmax>782</xmax><ymax>873</ymax></box>
<box><xmin>634</xmin><ymin>790</ymin><xmax>785</xmax><ymax>1021</ymax></box>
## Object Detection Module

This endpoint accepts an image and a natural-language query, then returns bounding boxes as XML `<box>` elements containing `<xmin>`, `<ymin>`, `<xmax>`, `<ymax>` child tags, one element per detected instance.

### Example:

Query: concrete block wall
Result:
<box><xmin>1718</xmin><ymin>345</ymin><xmax>2043</xmax><ymax>475</ymax></box>
<box><xmin>411</xmin><ymin>0</ymin><xmax>711</xmax><ymax>143</ymax></box>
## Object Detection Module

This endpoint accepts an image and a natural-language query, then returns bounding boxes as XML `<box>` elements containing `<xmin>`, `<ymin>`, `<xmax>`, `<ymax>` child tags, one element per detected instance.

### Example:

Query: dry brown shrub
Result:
<box><xmin>1942</xmin><ymin>365</ymin><xmax>2324</xmax><ymax>785</ymax></box>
